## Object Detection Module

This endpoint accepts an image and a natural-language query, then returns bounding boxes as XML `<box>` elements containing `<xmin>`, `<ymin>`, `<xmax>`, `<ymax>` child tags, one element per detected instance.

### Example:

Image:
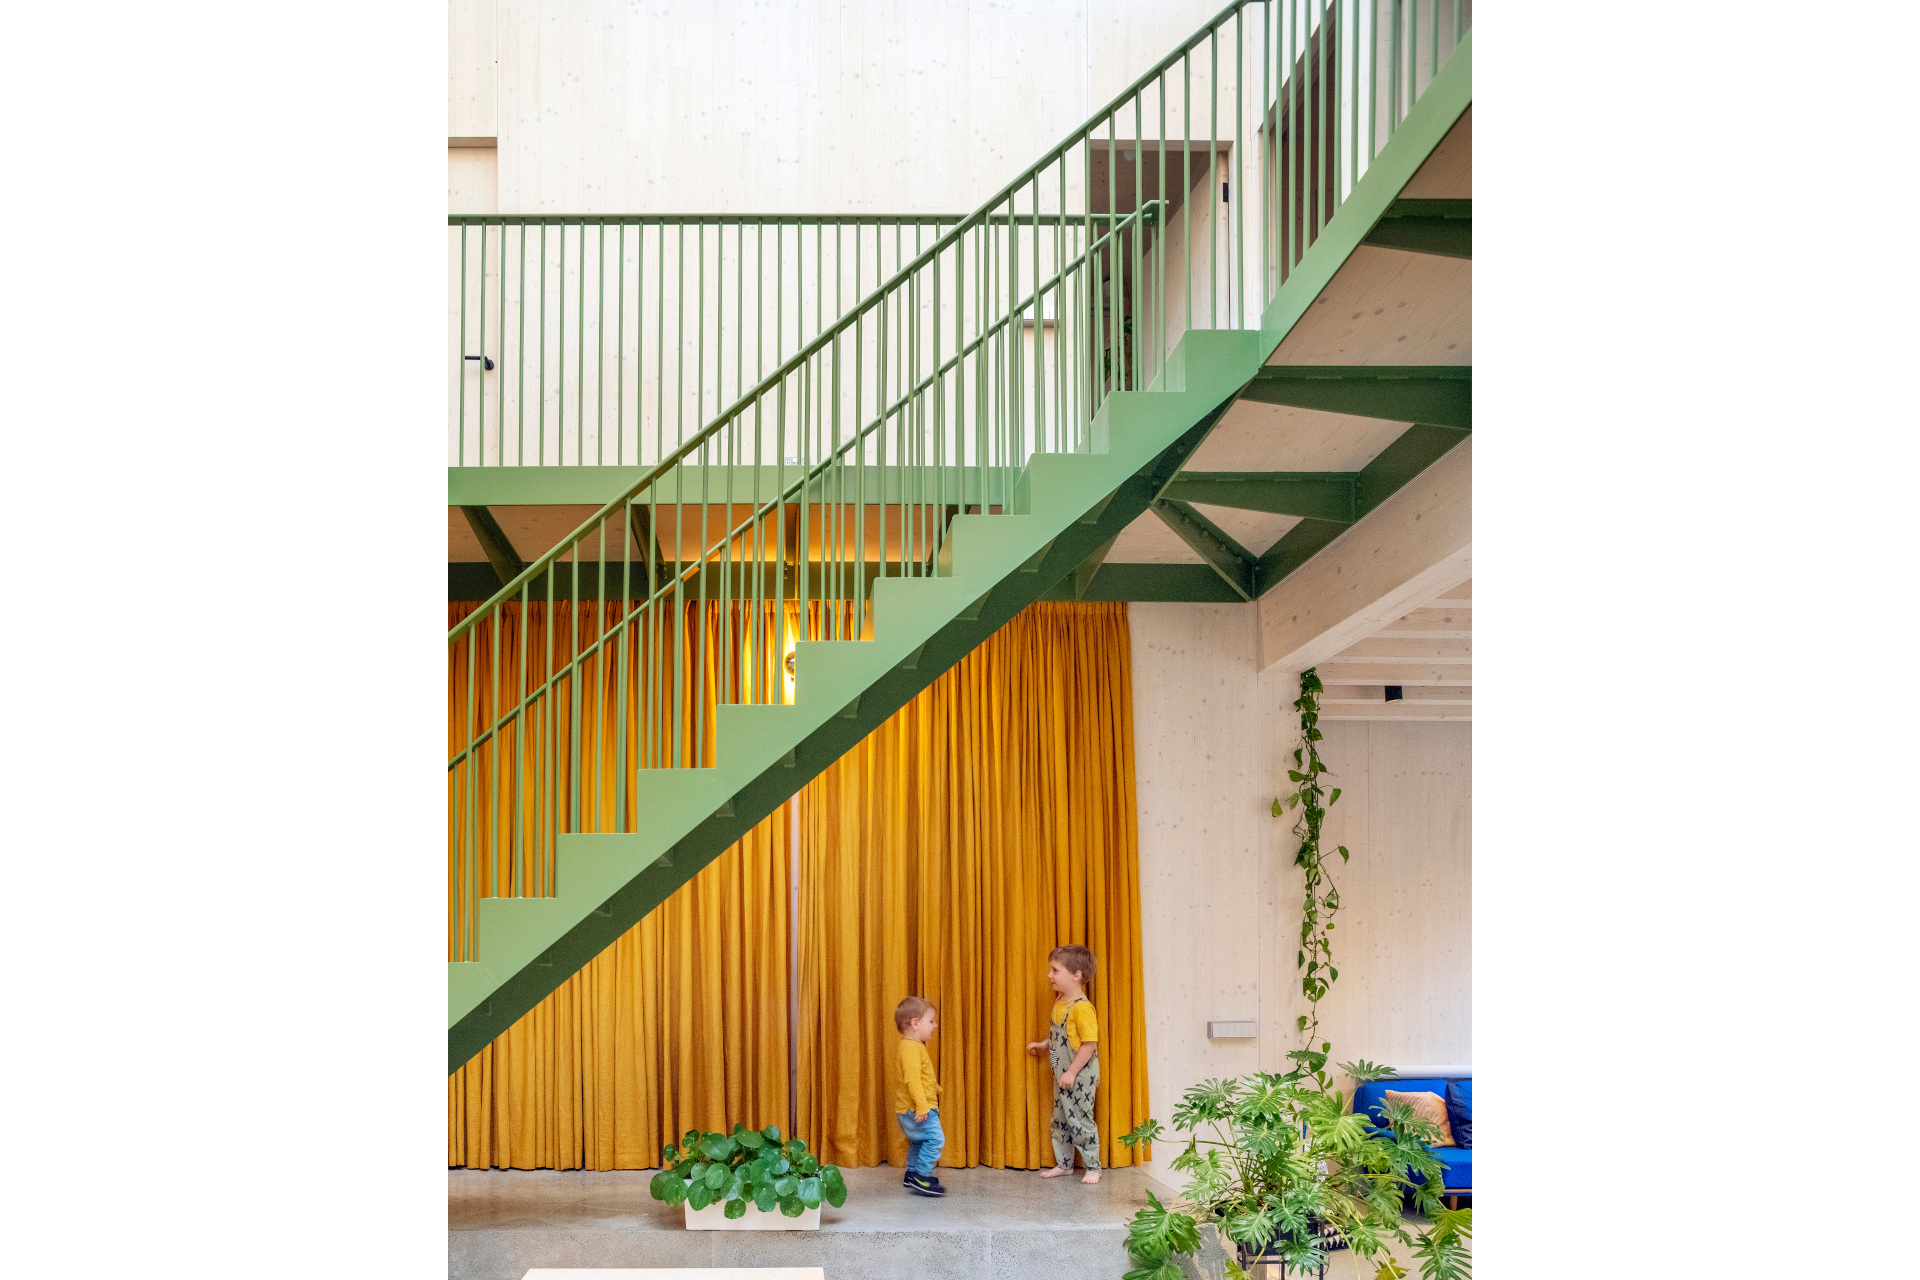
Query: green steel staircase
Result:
<box><xmin>450</xmin><ymin>0</ymin><xmax>1471</xmax><ymax>1070</ymax></box>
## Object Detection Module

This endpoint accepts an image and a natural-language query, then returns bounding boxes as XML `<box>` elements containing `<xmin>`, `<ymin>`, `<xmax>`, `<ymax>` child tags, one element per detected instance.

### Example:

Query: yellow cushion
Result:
<box><xmin>1384</xmin><ymin>1089</ymin><xmax>1455</xmax><ymax>1147</ymax></box>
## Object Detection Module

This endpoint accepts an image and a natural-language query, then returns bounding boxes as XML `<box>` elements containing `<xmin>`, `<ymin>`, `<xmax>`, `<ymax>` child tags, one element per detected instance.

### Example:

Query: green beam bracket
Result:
<box><xmin>625</xmin><ymin>504</ymin><xmax>669</xmax><ymax>597</ymax></box>
<box><xmin>1252</xmin><ymin>423</ymin><xmax>1470</xmax><ymax>593</ymax></box>
<box><xmin>1160</xmin><ymin>472</ymin><xmax>1356</xmax><ymax>522</ymax></box>
<box><xmin>1070</xmin><ymin>536</ymin><xmax>1121</xmax><ymax>600</ymax></box>
<box><xmin>1240</xmin><ymin>365</ymin><xmax>1471</xmax><ymax>429</ymax></box>
<box><xmin>1149</xmin><ymin>499</ymin><xmax>1256</xmax><ymax>601</ymax></box>
<box><xmin>460</xmin><ymin>506</ymin><xmax>525</xmax><ymax>590</ymax></box>
<box><xmin>1361</xmin><ymin>198</ymin><xmax>1471</xmax><ymax>259</ymax></box>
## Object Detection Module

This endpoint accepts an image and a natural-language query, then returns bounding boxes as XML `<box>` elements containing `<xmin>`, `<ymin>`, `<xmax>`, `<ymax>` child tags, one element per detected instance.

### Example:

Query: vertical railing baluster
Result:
<box><xmin>478</xmin><ymin>224</ymin><xmax>488</xmax><ymax>462</ymax></box>
<box><xmin>498</xmin><ymin>220</ymin><xmax>508</xmax><ymax>463</ymax></box>
<box><xmin>1234</xmin><ymin>9</ymin><xmax>1244</xmax><ymax>328</ymax></box>
<box><xmin>518</xmin><ymin>225</ymin><xmax>527</xmax><ymax>466</ymax></box>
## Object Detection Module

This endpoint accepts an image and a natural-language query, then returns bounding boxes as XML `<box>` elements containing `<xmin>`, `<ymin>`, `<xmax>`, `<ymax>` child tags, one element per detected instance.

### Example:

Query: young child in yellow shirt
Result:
<box><xmin>1026</xmin><ymin>944</ymin><xmax>1101</xmax><ymax>1184</ymax></box>
<box><xmin>893</xmin><ymin>996</ymin><xmax>947</xmax><ymax>1198</ymax></box>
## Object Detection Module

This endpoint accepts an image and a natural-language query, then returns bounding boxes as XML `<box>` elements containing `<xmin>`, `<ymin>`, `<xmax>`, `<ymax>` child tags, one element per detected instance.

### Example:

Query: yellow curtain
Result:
<box><xmin>796</xmin><ymin>601</ymin><xmax>1150</xmax><ymax>1171</ymax></box>
<box><xmin>448</xmin><ymin>600</ymin><xmax>794</xmax><ymax>1170</ymax></box>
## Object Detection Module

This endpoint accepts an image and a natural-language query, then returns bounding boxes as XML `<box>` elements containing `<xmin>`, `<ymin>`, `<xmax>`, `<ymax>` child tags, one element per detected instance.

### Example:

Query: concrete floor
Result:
<box><xmin>449</xmin><ymin>1164</ymin><xmax>1444</xmax><ymax>1280</ymax></box>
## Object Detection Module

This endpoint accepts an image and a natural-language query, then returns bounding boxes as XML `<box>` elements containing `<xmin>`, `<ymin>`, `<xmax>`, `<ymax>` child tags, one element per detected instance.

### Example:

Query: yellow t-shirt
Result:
<box><xmin>1051</xmin><ymin>997</ymin><xmax>1099</xmax><ymax>1052</ymax></box>
<box><xmin>893</xmin><ymin>1037</ymin><xmax>941</xmax><ymax>1115</ymax></box>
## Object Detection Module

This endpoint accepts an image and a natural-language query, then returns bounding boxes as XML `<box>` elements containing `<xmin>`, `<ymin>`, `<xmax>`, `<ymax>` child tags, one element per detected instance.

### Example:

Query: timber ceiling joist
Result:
<box><xmin>1319</xmin><ymin>578</ymin><xmax>1471</xmax><ymax>722</ymax></box>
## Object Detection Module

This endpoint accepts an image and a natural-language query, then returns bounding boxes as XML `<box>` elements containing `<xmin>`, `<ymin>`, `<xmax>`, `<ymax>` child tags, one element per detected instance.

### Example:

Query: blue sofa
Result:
<box><xmin>1351</xmin><ymin>1076</ymin><xmax>1472</xmax><ymax>1208</ymax></box>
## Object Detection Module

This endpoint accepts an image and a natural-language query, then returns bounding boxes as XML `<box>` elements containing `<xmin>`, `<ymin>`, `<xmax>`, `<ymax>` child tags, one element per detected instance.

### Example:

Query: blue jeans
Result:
<box><xmin>897</xmin><ymin>1108</ymin><xmax>945</xmax><ymax>1177</ymax></box>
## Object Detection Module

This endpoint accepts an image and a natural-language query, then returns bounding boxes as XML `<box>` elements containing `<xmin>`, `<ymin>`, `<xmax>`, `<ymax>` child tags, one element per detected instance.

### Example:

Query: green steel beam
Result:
<box><xmin>1239</xmin><ymin>366</ymin><xmax>1471</xmax><ymax>429</ymax></box>
<box><xmin>1251</xmin><ymin>423</ymin><xmax>1470</xmax><ymax>594</ymax></box>
<box><xmin>453</xmin><ymin>556</ymin><xmax>1297</xmax><ymax>605</ymax></box>
<box><xmin>1040</xmin><ymin>563</ymin><xmax>1248</xmax><ymax>603</ymax></box>
<box><xmin>1149</xmin><ymin>499</ymin><xmax>1256</xmax><ymax>601</ymax></box>
<box><xmin>1159</xmin><ymin>472</ymin><xmax>1355</xmax><ymax>522</ymax></box>
<box><xmin>1362</xmin><ymin>198</ymin><xmax>1471</xmax><ymax>259</ymax></box>
<box><xmin>459</xmin><ymin>505</ymin><xmax>525</xmax><ymax>590</ymax></box>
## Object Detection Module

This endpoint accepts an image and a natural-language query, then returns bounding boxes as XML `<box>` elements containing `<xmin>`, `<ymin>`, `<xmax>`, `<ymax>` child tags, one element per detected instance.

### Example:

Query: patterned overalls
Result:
<box><xmin>1048</xmin><ymin>996</ymin><xmax>1100</xmax><ymax>1170</ymax></box>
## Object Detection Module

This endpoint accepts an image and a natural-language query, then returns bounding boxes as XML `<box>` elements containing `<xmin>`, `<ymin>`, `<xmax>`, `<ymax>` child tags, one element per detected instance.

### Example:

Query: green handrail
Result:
<box><xmin>448</xmin><ymin>0</ymin><xmax>1472</xmax><ymax>960</ymax></box>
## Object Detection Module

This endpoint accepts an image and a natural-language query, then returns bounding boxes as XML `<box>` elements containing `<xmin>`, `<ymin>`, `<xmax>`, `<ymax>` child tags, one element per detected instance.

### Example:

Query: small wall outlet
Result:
<box><xmin>1207</xmin><ymin>1020</ymin><xmax>1257</xmax><ymax>1039</ymax></box>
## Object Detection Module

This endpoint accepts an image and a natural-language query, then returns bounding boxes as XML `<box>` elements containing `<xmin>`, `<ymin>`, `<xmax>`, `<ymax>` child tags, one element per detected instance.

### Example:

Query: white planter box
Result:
<box><xmin>683</xmin><ymin>1199</ymin><xmax>821</xmax><ymax>1231</ymax></box>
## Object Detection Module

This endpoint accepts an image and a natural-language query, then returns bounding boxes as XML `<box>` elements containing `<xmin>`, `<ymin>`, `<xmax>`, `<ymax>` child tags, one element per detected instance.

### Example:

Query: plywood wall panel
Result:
<box><xmin>1313</xmin><ymin>719</ymin><xmax>1472</xmax><ymax>1069</ymax></box>
<box><xmin>1128</xmin><ymin>602</ymin><xmax>1283</xmax><ymax>1181</ymax></box>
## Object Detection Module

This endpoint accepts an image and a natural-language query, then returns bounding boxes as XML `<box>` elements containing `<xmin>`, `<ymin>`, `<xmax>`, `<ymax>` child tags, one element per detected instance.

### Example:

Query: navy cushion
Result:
<box><xmin>1445</xmin><ymin>1079</ymin><xmax>1473</xmax><ymax>1148</ymax></box>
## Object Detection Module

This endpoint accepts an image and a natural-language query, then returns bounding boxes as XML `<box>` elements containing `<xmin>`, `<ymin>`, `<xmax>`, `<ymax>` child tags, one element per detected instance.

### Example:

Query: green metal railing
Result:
<box><xmin>450</xmin><ymin>215</ymin><xmax>972</xmax><ymax>467</ymax></box>
<box><xmin>448</xmin><ymin>0</ymin><xmax>1470</xmax><ymax>959</ymax></box>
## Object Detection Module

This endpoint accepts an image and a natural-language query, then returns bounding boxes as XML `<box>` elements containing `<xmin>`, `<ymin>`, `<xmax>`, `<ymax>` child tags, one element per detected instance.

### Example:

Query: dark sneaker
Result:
<box><xmin>905</xmin><ymin>1172</ymin><xmax>946</xmax><ymax>1197</ymax></box>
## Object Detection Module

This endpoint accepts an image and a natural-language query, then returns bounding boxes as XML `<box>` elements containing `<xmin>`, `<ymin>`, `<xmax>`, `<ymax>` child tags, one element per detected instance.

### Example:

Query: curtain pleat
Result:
<box><xmin>796</xmin><ymin>602</ymin><xmax>1150</xmax><ymax>1171</ymax></box>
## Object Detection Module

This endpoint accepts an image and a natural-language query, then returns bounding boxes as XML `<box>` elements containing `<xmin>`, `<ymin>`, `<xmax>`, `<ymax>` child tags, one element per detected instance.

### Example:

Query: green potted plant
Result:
<box><xmin>647</xmin><ymin>1123</ymin><xmax>848</xmax><ymax>1231</ymax></box>
<box><xmin>1118</xmin><ymin>1046</ymin><xmax>1471</xmax><ymax>1279</ymax></box>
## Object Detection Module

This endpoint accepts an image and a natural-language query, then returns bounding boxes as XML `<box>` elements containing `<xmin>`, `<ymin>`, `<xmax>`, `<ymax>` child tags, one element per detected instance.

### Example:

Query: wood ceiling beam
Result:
<box><xmin>1313</xmin><ymin>662</ymin><xmax>1472</xmax><ymax>686</ymax></box>
<box><xmin>1322</xmin><ymin>684</ymin><xmax>1472</xmax><ymax>704</ymax></box>
<box><xmin>1257</xmin><ymin>436</ymin><xmax>1471</xmax><ymax>673</ymax></box>
<box><xmin>1320</xmin><ymin>702</ymin><xmax>1470</xmax><ymax>721</ymax></box>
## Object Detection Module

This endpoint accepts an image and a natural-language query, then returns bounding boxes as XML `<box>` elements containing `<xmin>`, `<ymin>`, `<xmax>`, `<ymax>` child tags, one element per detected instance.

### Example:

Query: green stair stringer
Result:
<box><xmin>448</xmin><ymin>34</ymin><xmax>1471</xmax><ymax>1072</ymax></box>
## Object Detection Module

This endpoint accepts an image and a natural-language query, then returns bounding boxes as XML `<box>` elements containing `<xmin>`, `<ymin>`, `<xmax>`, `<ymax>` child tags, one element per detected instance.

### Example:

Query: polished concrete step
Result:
<box><xmin>449</xmin><ymin>1165</ymin><xmax>1171</xmax><ymax>1280</ymax></box>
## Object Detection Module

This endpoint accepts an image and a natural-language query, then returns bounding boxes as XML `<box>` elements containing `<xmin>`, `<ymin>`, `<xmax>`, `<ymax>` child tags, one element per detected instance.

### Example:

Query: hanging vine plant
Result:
<box><xmin>1272</xmin><ymin>667</ymin><xmax>1347</xmax><ymax>1049</ymax></box>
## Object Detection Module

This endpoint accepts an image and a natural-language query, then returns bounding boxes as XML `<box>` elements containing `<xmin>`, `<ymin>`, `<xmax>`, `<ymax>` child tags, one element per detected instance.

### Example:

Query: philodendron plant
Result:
<box><xmin>648</xmin><ymin>1123</ymin><xmax>848</xmax><ymax>1220</ymax></box>
<box><xmin>1119</xmin><ymin>1047</ymin><xmax>1471</xmax><ymax>1280</ymax></box>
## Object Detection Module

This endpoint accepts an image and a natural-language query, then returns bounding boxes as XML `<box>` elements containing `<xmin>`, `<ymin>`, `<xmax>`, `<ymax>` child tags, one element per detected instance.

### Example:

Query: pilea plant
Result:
<box><xmin>1119</xmin><ymin>1049</ymin><xmax>1472</xmax><ymax>1280</ymax></box>
<box><xmin>648</xmin><ymin>1123</ymin><xmax>848</xmax><ymax>1220</ymax></box>
<box><xmin>1272</xmin><ymin>666</ymin><xmax>1348</xmax><ymax>1050</ymax></box>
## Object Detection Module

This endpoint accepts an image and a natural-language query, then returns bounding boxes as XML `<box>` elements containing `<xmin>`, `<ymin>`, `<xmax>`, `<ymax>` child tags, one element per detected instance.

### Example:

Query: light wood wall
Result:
<box><xmin>1128</xmin><ymin>602</ymin><xmax>1468</xmax><ymax>1179</ymax></box>
<box><xmin>460</xmin><ymin>1</ymin><xmax>1231</xmax><ymax>215</ymax></box>
<box><xmin>1314</xmin><ymin>719</ymin><xmax>1472</xmax><ymax>1068</ymax></box>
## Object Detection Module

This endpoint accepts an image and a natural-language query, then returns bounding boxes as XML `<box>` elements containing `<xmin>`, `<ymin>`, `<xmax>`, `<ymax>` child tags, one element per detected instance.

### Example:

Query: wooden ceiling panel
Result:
<box><xmin>1106</xmin><ymin>509</ymin><xmax>1204</xmax><ymax>564</ymax></box>
<box><xmin>1321</xmin><ymin>574</ymin><xmax>1473</xmax><ymax>719</ymax></box>
<box><xmin>1399</xmin><ymin>107</ymin><xmax>1471</xmax><ymax>199</ymax></box>
<box><xmin>1185</xmin><ymin>399</ymin><xmax>1410</xmax><ymax>473</ymax></box>
<box><xmin>1190</xmin><ymin>504</ymin><xmax>1299</xmax><ymax>557</ymax></box>
<box><xmin>449</xmin><ymin>508</ymin><xmax>485</xmax><ymax>561</ymax></box>
<box><xmin>1264</xmin><ymin>246</ymin><xmax>1470</xmax><ymax>366</ymax></box>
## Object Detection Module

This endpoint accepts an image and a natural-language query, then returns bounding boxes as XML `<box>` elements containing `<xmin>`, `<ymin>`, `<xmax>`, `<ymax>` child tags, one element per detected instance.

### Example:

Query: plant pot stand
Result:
<box><xmin>683</xmin><ymin>1201</ymin><xmax>822</xmax><ymax>1231</ymax></box>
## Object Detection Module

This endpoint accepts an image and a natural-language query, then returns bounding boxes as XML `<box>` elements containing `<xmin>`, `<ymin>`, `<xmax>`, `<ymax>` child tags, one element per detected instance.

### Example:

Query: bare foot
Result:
<box><xmin>1039</xmin><ymin>1167</ymin><xmax>1071</xmax><ymax>1178</ymax></box>
<box><xmin>1081</xmin><ymin>1170</ymin><xmax>1101</xmax><ymax>1184</ymax></box>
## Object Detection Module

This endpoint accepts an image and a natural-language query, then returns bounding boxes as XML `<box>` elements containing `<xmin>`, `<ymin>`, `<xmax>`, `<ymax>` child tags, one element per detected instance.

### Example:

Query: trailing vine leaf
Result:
<box><xmin>1274</xmin><ymin>666</ymin><xmax>1350</xmax><ymax>1052</ymax></box>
